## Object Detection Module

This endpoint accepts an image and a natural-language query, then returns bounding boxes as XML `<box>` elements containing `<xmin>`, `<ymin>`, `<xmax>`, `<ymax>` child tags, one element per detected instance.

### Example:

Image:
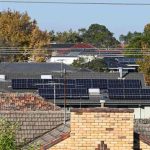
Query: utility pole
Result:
<box><xmin>53</xmin><ymin>83</ymin><xmax>56</xmax><ymax>111</ymax></box>
<box><xmin>64</xmin><ymin>69</ymin><xmax>66</xmax><ymax>124</ymax></box>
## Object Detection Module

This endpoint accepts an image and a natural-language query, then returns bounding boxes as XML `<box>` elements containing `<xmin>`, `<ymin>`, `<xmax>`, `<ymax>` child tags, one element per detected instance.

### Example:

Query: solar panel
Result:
<box><xmin>92</xmin><ymin>79</ymin><xmax>107</xmax><ymax>89</ymax></box>
<box><xmin>12</xmin><ymin>79</ymin><xmax>28</xmax><ymax>89</ymax></box>
<box><xmin>124</xmin><ymin>89</ymin><xmax>140</xmax><ymax>95</ymax></box>
<box><xmin>108</xmin><ymin>80</ymin><xmax>124</xmax><ymax>89</ymax></box>
<box><xmin>140</xmin><ymin>89</ymin><xmax>150</xmax><ymax>99</ymax></box>
<box><xmin>12</xmin><ymin>79</ymin><xmax>53</xmax><ymax>89</ymax></box>
<box><xmin>107</xmin><ymin>79</ymin><xmax>141</xmax><ymax>89</ymax></box>
<box><xmin>108</xmin><ymin>88</ymin><xmax>150</xmax><ymax>100</ymax></box>
<box><xmin>108</xmin><ymin>89</ymin><xmax>124</xmax><ymax>99</ymax></box>
<box><xmin>66</xmin><ymin>79</ymin><xmax>76</xmax><ymax>88</ymax></box>
<box><xmin>38</xmin><ymin>88</ymin><xmax>89</xmax><ymax>99</ymax></box>
<box><xmin>76</xmin><ymin>79</ymin><xmax>92</xmax><ymax>88</ymax></box>
<box><xmin>124</xmin><ymin>80</ymin><xmax>141</xmax><ymax>88</ymax></box>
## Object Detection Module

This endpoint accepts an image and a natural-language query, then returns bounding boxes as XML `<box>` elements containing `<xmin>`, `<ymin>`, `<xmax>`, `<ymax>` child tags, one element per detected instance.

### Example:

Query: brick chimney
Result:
<box><xmin>50</xmin><ymin>108</ymin><xmax>134</xmax><ymax>150</ymax></box>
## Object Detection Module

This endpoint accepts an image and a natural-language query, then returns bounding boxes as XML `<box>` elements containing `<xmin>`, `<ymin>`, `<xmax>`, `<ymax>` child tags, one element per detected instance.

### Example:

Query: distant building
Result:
<box><xmin>47</xmin><ymin>43</ymin><xmax>97</xmax><ymax>64</ymax></box>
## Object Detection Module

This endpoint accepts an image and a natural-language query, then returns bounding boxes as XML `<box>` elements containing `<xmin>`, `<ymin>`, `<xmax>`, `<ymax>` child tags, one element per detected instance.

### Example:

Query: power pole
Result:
<box><xmin>64</xmin><ymin>69</ymin><xmax>67</xmax><ymax>124</ymax></box>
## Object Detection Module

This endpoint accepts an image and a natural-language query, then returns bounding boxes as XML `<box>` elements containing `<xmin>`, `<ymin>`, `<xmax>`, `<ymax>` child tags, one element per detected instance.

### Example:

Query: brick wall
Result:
<box><xmin>49</xmin><ymin>108</ymin><xmax>134</xmax><ymax>150</ymax></box>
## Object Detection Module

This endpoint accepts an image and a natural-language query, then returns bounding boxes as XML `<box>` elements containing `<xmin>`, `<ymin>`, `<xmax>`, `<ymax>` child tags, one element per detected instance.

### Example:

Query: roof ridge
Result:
<box><xmin>134</xmin><ymin>131</ymin><xmax>150</xmax><ymax>146</ymax></box>
<box><xmin>22</xmin><ymin>120</ymin><xmax>70</xmax><ymax>150</ymax></box>
<box><xmin>42</xmin><ymin>132</ymin><xmax>70</xmax><ymax>150</ymax></box>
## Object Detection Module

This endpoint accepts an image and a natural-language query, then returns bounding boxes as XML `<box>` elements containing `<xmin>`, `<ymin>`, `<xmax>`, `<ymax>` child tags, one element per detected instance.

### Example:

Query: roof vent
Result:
<box><xmin>118</xmin><ymin>67</ymin><xmax>123</xmax><ymax>79</ymax></box>
<box><xmin>0</xmin><ymin>75</ymin><xmax>6</xmax><ymax>81</ymax></box>
<box><xmin>41</xmin><ymin>75</ymin><xmax>52</xmax><ymax>79</ymax></box>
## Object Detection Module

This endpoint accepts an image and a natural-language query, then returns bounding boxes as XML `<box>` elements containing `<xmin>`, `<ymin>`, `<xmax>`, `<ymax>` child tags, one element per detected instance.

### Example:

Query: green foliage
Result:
<box><xmin>137</xmin><ymin>56</ymin><xmax>150</xmax><ymax>85</ymax></box>
<box><xmin>121</xmin><ymin>24</ymin><xmax>150</xmax><ymax>58</ymax></box>
<box><xmin>0</xmin><ymin>119</ymin><xmax>18</xmax><ymax>150</ymax></box>
<box><xmin>83</xmin><ymin>58</ymin><xmax>107</xmax><ymax>72</ymax></box>
<box><xmin>121</xmin><ymin>23</ymin><xmax>150</xmax><ymax>49</ymax></box>
<box><xmin>0</xmin><ymin>119</ymin><xmax>40</xmax><ymax>150</ymax></box>
<box><xmin>80</xmin><ymin>24</ymin><xmax>119</xmax><ymax>48</ymax></box>
<box><xmin>51</xmin><ymin>24</ymin><xmax>119</xmax><ymax>48</ymax></box>
<box><xmin>53</xmin><ymin>29</ymin><xmax>82</xmax><ymax>43</ymax></box>
<box><xmin>138</xmin><ymin>56</ymin><xmax>150</xmax><ymax>75</ymax></box>
<box><xmin>26</xmin><ymin>143</ymin><xmax>41</xmax><ymax>150</ymax></box>
<box><xmin>72</xmin><ymin>58</ymin><xmax>107</xmax><ymax>72</ymax></box>
<box><xmin>119</xmin><ymin>32</ymin><xmax>142</xmax><ymax>45</ymax></box>
<box><xmin>72</xmin><ymin>57</ymin><xmax>86</xmax><ymax>67</ymax></box>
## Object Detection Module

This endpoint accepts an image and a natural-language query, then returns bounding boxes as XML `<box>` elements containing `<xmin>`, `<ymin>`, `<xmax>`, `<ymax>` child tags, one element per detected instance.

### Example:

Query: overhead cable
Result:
<box><xmin>1</xmin><ymin>1</ymin><xmax>150</xmax><ymax>6</ymax></box>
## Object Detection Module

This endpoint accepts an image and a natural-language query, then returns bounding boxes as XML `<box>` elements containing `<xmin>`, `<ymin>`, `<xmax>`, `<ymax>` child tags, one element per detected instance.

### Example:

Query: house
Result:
<box><xmin>23</xmin><ymin>108</ymin><xmax>150</xmax><ymax>150</ymax></box>
<box><xmin>47</xmin><ymin>43</ymin><xmax>97</xmax><ymax>64</ymax></box>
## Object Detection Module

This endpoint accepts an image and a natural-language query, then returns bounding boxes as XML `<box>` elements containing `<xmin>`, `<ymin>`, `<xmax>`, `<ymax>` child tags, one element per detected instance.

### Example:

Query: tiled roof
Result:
<box><xmin>49</xmin><ymin>43</ymin><xmax>75</xmax><ymax>49</ymax></box>
<box><xmin>71</xmin><ymin>43</ymin><xmax>95</xmax><ymax>49</ymax></box>
<box><xmin>0</xmin><ymin>111</ymin><xmax>70</xmax><ymax>148</ymax></box>
<box><xmin>23</xmin><ymin>121</ymin><xmax>70</xmax><ymax>150</ymax></box>
<box><xmin>22</xmin><ymin>119</ymin><xmax>150</xmax><ymax>150</ymax></box>
<box><xmin>134</xmin><ymin>132</ymin><xmax>150</xmax><ymax>148</ymax></box>
<box><xmin>134</xmin><ymin>119</ymin><xmax>150</xmax><ymax>147</ymax></box>
<box><xmin>0</xmin><ymin>93</ymin><xmax>60</xmax><ymax>111</ymax></box>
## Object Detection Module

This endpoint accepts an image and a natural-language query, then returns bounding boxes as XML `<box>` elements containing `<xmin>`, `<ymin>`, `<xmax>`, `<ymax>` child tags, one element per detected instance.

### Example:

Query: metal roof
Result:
<box><xmin>0</xmin><ymin>62</ymin><xmax>77</xmax><ymax>74</ymax></box>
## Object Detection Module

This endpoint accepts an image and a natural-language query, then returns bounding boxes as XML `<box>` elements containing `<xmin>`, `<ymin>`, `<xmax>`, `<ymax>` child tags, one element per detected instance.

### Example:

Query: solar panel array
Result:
<box><xmin>12</xmin><ymin>79</ymin><xmax>108</xmax><ymax>90</ymax></box>
<box><xmin>11</xmin><ymin>78</ymin><xmax>150</xmax><ymax>100</ymax></box>
<box><xmin>109</xmin><ymin>89</ymin><xmax>150</xmax><ymax>100</ymax></box>
<box><xmin>12</xmin><ymin>79</ymin><xmax>52</xmax><ymax>89</ymax></box>
<box><xmin>38</xmin><ymin>88</ymin><xmax>89</xmax><ymax>99</ymax></box>
<box><xmin>108</xmin><ymin>79</ymin><xmax>141</xmax><ymax>89</ymax></box>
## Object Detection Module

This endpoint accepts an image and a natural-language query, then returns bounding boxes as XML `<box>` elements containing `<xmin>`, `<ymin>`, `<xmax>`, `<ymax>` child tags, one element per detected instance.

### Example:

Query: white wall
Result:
<box><xmin>46</xmin><ymin>57</ymin><xmax>78</xmax><ymax>65</ymax></box>
<box><xmin>78</xmin><ymin>55</ymin><xmax>96</xmax><ymax>63</ymax></box>
<box><xmin>133</xmin><ymin>107</ymin><xmax>150</xmax><ymax>119</ymax></box>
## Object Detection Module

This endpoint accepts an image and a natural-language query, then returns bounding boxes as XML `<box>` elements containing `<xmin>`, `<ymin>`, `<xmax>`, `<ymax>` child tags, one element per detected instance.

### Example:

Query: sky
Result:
<box><xmin>1</xmin><ymin>0</ymin><xmax>150</xmax><ymax>39</ymax></box>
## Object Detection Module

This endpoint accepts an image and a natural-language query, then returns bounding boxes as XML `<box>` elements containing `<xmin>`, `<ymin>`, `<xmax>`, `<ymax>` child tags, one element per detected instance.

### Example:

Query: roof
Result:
<box><xmin>0</xmin><ymin>62</ymin><xmax>77</xmax><ymax>74</ymax></box>
<box><xmin>134</xmin><ymin>119</ymin><xmax>150</xmax><ymax>147</ymax></box>
<box><xmin>23</xmin><ymin>118</ymin><xmax>150</xmax><ymax>150</ymax></box>
<box><xmin>49</xmin><ymin>43</ymin><xmax>74</xmax><ymax>49</ymax></box>
<box><xmin>23</xmin><ymin>121</ymin><xmax>70</xmax><ymax>150</ymax></box>
<box><xmin>66</xmin><ymin>72</ymin><xmax>144</xmax><ymax>80</ymax></box>
<box><xmin>49</xmin><ymin>43</ymin><xmax>95</xmax><ymax>49</ymax></box>
<box><xmin>134</xmin><ymin>132</ymin><xmax>150</xmax><ymax>148</ymax></box>
<box><xmin>71</xmin><ymin>43</ymin><xmax>96</xmax><ymax>49</ymax></box>
<box><xmin>49</xmin><ymin>98</ymin><xmax>150</xmax><ymax>107</ymax></box>
<box><xmin>0</xmin><ymin>93</ymin><xmax>60</xmax><ymax>111</ymax></box>
<box><xmin>0</xmin><ymin>111</ymin><xmax>70</xmax><ymax>148</ymax></box>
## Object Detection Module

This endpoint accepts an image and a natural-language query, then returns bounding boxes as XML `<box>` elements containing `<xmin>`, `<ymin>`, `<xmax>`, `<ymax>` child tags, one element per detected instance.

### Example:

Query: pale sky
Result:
<box><xmin>1</xmin><ymin>0</ymin><xmax>150</xmax><ymax>39</ymax></box>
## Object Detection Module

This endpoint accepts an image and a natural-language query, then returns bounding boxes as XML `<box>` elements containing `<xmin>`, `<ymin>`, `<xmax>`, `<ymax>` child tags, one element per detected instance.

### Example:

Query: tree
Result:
<box><xmin>72</xmin><ymin>57</ymin><xmax>86</xmax><ymax>67</ymax></box>
<box><xmin>0</xmin><ymin>10</ymin><xmax>50</xmax><ymax>62</ymax></box>
<box><xmin>0</xmin><ymin>119</ymin><xmax>17</xmax><ymax>150</ymax></box>
<box><xmin>119</xmin><ymin>32</ymin><xmax>142</xmax><ymax>45</ymax></box>
<box><xmin>52</xmin><ymin>24</ymin><xmax>119</xmax><ymax>48</ymax></box>
<box><xmin>132</xmin><ymin>23</ymin><xmax>150</xmax><ymax>85</ymax></box>
<box><xmin>72</xmin><ymin>58</ymin><xmax>107</xmax><ymax>72</ymax></box>
<box><xmin>0</xmin><ymin>119</ymin><xmax>40</xmax><ymax>150</ymax></box>
<box><xmin>137</xmin><ymin>56</ymin><xmax>150</xmax><ymax>85</ymax></box>
<box><xmin>79</xmin><ymin>24</ymin><xmax>119</xmax><ymax>48</ymax></box>
<box><xmin>83</xmin><ymin>58</ymin><xmax>107</xmax><ymax>72</ymax></box>
<box><xmin>53</xmin><ymin>29</ymin><xmax>82</xmax><ymax>43</ymax></box>
<box><xmin>123</xmin><ymin>36</ymin><xmax>143</xmax><ymax>58</ymax></box>
<box><xmin>29</xmin><ymin>27</ymin><xmax>51</xmax><ymax>62</ymax></box>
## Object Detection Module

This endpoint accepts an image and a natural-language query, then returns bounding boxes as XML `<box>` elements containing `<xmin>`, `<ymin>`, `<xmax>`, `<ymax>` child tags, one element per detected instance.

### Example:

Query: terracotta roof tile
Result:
<box><xmin>0</xmin><ymin>93</ymin><xmax>60</xmax><ymax>111</ymax></box>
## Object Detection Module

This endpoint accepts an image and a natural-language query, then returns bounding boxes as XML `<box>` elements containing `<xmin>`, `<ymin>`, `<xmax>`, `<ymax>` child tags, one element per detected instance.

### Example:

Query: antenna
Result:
<box><xmin>36</xmin><ymin>82</ymin><xmax>63</xmax><ymax>111</ymax></box>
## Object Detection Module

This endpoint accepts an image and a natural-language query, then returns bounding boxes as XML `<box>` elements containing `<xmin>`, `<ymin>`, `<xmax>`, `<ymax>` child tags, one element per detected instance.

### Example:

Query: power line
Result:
<box><xmin>1</xmin><ymin>1</ymin><xmax>150</xmax><ymax>6</ymax></box>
